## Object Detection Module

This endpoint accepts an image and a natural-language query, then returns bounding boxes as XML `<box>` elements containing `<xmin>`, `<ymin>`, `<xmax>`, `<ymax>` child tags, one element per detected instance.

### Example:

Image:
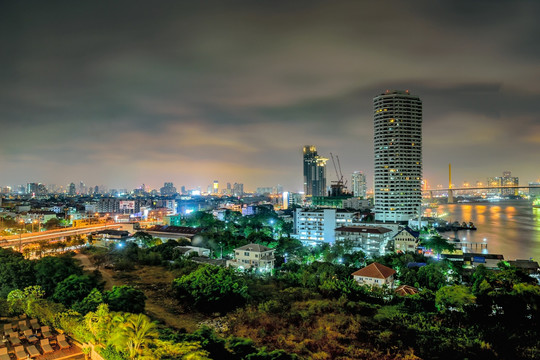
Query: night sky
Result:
<box><xmin>1</xmin><ymin>1</ymin><xmax>539</xmax><ymax>192</ymax></box>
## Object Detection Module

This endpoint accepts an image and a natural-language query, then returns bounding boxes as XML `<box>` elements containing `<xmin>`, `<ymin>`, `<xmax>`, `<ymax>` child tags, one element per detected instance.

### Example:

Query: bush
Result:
<box><xmin>104</xmin><ymin>285</ymin><xmax>146</xmax><ymax>314</ymax></box>
<box><xmin>173</xmin><ymin>265</ymin><xmax>249</xmax><ymax>313</ymax></box>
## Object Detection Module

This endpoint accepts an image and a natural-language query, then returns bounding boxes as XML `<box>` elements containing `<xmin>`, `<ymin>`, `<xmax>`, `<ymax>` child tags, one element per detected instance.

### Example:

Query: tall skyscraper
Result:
<box><xmin>68</xmin><ymin>182</ymin><xmax>77</xmax><ymax>196</ymax></box>
<box><xmin>351</xmin><ymin>171</ymin><xmax>367</xmax><ymax>198</ymax></box>
<box><xmin>374</xmin><ymin>90</ymin><xmax>422</xmax><ymax>222</ymax></box>
<box><xmin>233</xmin><ymin>183</ymin><xmax>244</xmax><ymax>196</ymax></box>
<box><xmin>303</xmin><ymin>145</ymin><xmax>328</xmax><ymax>197</ymax></box>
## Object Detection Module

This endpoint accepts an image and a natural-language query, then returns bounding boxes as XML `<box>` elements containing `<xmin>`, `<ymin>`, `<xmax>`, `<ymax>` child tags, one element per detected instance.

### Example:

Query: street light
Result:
<box><xmin>19</xmin><ymin>220</ymin><xmax>24</xmax><ymax>252</ymax></box>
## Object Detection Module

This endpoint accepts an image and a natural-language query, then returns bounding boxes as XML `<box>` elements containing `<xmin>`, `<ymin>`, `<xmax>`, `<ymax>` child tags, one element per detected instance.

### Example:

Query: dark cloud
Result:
<box><xmin>0</xmin><ymin>0</ymin><xmax>539</xmax><ymax>190</ymax></box>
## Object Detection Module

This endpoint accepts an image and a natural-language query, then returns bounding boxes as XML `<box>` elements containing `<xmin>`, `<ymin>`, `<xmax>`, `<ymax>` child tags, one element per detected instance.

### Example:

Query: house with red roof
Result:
<box><xmin>351</xmin><ymin>262</ymin><xmax>396</xmax><ymax>288</ymax></box>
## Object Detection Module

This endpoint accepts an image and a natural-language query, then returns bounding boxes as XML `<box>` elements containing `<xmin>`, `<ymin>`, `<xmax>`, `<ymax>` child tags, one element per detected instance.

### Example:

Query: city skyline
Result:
<box><xmin>1</xmin><ymin>1</ymin><xmax>540</xmax><ymax>190</ymax></box>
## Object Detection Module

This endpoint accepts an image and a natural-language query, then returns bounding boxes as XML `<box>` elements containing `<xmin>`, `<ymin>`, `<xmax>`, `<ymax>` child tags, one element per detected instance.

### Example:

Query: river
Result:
<box><xmin>423</xmin><ymin>199</ymin><xmax>540</xmax><ymax>261</ymax></box>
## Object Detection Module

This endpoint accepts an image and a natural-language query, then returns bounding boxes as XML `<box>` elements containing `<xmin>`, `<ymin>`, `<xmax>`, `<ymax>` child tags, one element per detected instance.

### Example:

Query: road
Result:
<box><xmin>74</xmin><ymin>252</ymin><xmax>116</xmax><ymax>290</ymax></box>
<box><xmin>0</xmin><ymin>223</ymin><xmax>123</xmax><ymax>248</ymax></box>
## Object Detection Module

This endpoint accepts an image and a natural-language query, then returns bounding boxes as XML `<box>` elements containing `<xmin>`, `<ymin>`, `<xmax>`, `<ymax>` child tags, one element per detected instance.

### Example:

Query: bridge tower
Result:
<box><xmin>448</xmin><ymin>163</ymin><xmax>454</xmax><ymax>204</ymax></box>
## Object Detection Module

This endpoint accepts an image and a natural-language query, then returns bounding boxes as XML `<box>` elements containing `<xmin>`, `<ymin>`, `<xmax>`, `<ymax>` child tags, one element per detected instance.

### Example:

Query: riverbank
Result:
<box><xmin>425</xmin><ymin>199</ymin><xmax>540</xmax><ymax>261</ymax></box>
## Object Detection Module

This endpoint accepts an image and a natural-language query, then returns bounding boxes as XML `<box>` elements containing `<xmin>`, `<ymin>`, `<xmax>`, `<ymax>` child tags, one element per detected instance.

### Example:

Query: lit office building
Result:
<box><xmin>374</xmin><ymin>90</ymin><xmax>422</xmax><ymax>222</ymax></box>
<box><xmin>303</xmin><ymin>145</ymin><xmax>328</xmax><ymax>197</ymax></box>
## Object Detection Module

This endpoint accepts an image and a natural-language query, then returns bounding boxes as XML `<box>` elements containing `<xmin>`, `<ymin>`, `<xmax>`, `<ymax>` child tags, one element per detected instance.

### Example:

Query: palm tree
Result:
<box><xmin>84</xmin><ymin>304</ymin><xmax>112</xmax><ymax>343</ymax></box>
<box><xmin>109</xmin><ymin>313</ymin><xmax>158</xmax><ymax>359</ymax></box>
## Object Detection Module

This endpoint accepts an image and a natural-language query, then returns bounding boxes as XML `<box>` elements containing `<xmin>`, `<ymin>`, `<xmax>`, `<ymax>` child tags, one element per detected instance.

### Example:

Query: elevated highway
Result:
<box><xmin>0</xmin><ymin>223</ymin><xmax>124</xmax><ymax>249</ymax></box>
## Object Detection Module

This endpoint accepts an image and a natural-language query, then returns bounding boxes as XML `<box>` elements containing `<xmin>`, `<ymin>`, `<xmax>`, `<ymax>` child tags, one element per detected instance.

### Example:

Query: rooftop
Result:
<box><xmin>351</xmin><ymin>262</ymin><xmax>396</xmax><ymax>279</ymax></box>
<box><xmin>146</xmin><ymin>225</ymin><xmax>201</xmax><ymax>234</ymax></box>
<box><xmin>395</xmin><ymin>285</ymin><xmax>419</xmax><ymax>296</ymax></box>
<box><xmin>335</xmin><ymin>226</ymin><xmax>392</xmax><ymax>234</ymax></box>
<box><xmin>235</xmin><ymin>243</ymin><xmax>273</xmax><ymax>252</ymax></box>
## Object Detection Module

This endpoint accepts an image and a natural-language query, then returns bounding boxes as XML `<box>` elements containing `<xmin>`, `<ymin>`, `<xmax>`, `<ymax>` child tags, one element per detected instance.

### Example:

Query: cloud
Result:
<box><xmin>0</xmin><ymin>0</ymin><xmax>539</xmax><ymax>190</ymax></box>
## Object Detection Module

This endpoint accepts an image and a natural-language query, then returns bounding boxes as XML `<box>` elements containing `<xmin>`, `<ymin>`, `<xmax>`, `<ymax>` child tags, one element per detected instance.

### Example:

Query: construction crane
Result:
<box><xmin>329</xmin><ymin>153</ymin><xmax>347</xmax><ymax>196</ymax></box>
<box><xmin>335</xmin><ymin>155</ymin><xmax>347</xmax><ymax>188</ymax></box>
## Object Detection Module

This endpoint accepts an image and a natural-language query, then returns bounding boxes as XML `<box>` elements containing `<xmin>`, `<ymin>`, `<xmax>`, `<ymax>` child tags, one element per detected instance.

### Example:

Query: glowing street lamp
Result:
<box><xmin>18</xmin><ymin>219</ymin><xmax>24</xmax><ymax>252</ymax></box>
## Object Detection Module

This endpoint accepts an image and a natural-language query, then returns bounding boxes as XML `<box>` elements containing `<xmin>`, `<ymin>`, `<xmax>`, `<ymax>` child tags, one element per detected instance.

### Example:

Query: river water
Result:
<box><xmin>424</xmin><ymin>200</ymin><xmax>540</xmax><ymax>261</ymax></box>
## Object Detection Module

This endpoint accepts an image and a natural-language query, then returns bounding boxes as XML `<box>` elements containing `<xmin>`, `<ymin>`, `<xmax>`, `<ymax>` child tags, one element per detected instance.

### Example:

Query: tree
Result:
<box><xmin>109</xmin><ymin>313</ymin><xmax>159</xmax><ymax>359</ymax></box>
<box><xmin>420</xmin><ymin>235</ymin><xmax>455</xmax><ymax>257</ymax></box>
<box><xmin>415</xmin><ymin>262</ymin><xmax>455</xmax><ymax>290</ymax></box>
<box><xmin>73</xmin><ymin>288</ymin><xmax>104</xmax><ymax>314</ymax></box>
<box><xmin>0</xmin><ymin>248</ymin><xmax>36</xmax><ymax>297</ymax></box>
<box><xmin>44</xmin><ymin>218</ymin><xmax>61</xmax><ymax>230</ymax></box>
<box><xmin>173</xmin><ymin>265</ymin><xmax>249</xmax><ymax>313</ymax></box>
<box><xmin>105</xmin><ymin>285</ymin><xmax>147</xmax><ymax>314</ymax></box>
<box><xmin>133</xmin><ymin>232</ymin><xmax>156</xmax><ymax>248</ymax></box>
<box><xmin>6</xmin><ymin>289</ymin><xmax>26</xmax><ymax>315</ymax></box>
<box><xmin>435</xmin><ymin>285</ymin><xmax>475</xmax><ymax>312</ymax></box>
<box><xmin>35</xmin><ymin>255</ymin><xmax>83</xmax><ymax>296</ymax></box>
<box><xmin>52</xmin><ymin>274</ymin><xmax>96</xmax><ymax>307</ymax></box>
<box><xmin>85</xmin><ymin>304</ymin><xmax>113</xmax><ymax>344</ymax></box>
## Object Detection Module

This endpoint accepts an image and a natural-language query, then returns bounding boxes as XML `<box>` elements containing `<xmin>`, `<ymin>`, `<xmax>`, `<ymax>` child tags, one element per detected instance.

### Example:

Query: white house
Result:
<box><xmin>393</xmin><ymin>227</ymin><xmax>420</xmax><ymax>253</ymax></box>
<box><xmin>351</xmin><ymin>262</ymin><xmax>396</xmax><ymax>288</ymax></box>
<box><xmin>227</xmin><ymin>243</ymin><xmax>275</xmax><ymax>272</ymax></box>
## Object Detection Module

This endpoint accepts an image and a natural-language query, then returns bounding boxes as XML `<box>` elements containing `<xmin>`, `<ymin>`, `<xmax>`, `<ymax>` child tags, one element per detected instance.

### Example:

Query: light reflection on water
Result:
<box><xmin>425</xmin><ymin>200</ymin><xmax>540</xmax><ymax>260</ymax></box>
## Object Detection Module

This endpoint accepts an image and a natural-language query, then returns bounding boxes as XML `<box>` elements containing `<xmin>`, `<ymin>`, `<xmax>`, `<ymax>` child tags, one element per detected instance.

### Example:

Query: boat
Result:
<box><xmin>533</xmin><ymin>199</ymin><xmax>540</xmax><ymax>208</ymax></box>
<box><xmin>450</xmin><ymin>221</ymin><xmax>477</xmax><ymax>231</ymax></box>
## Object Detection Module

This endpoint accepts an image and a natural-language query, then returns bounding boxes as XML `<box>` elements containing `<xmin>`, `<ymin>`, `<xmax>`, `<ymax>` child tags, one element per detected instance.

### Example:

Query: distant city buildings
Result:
<box><xmin>529</xmin><ymin>182</ymin><xmax>540</xmax><ymax>197</ymax></box>
<box><xmin>374</xmin><ymin>90</ymin><xmax>422</xmax><ymax>223</ymax></box>
<box><xmin>351</xmin><ymin>171</ymin><xmax>367</xmax><ymax>198</ymax></box>
<box><xmin>160</xmin><ymin>182</ymin><xmax>177</xmax><ymax>196</ymax></box>
<box><xmin>488</xmin><ymin>171</ymin><xmax>519</xmax><ymax>196</ymax></box>
<box><xmin>303</xmin><ymin>145</ymin><xmax>328</xmax><ymax>197</ymax></box>
<box><xmin>233</xmin><ymin>183</ymin><xmax>244</xmax><ymax>197</ymax></box>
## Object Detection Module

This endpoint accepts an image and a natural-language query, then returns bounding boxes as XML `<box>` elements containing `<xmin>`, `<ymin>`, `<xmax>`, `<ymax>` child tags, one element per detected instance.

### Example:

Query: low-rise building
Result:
<box><xmin>335</xmin><ymin>226</ymin><xmax>393</xmax><ymax>257</ymax></box>
<box><xmin>351</xmin><ymin>262</ymin><xmax>396</xmax><ymax>288</ymax></box>
<box><xmin>227</xmin><ymin>243</ymin><xmax>275</xmax><ymax>272</ymax></box>
<box><xmin>175</xmin><ymin>246</ymin><xmax>211</xmax><ymax>258</ymax></box>
<box><xmin>393</xmin><ymin>227</ymin><xmax>420</xmax><ymax>253</ymax></box>
<box><xmin>294</xmin><ymin>208</ymin><xmax>358</xmax><ymax>244</ymax></box>
<box><xmin>394</xmin><ymin>285</ymin><xmax>419</xmax><ymax>296</ymax></box>
<box><xmin>463</xmin><ymin>253</ymin><xmax>504</xmax><ymax>269</ymax></box>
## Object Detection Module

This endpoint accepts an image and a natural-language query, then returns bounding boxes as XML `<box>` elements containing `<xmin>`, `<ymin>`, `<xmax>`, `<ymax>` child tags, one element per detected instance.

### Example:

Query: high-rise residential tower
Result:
<box><xmin>374</xmin><ymin>90</ymin><xmax>422</xmax><ymax>222</ymax></box>
<box><xmin>303</xmin><ymin>145</ymin><xmax>328</xmax><ymax>197</ymax></box>
<box><xmin>351</xmin><ymin>171</ymin><xmax>367</xmax><ymax>198</ymax></box>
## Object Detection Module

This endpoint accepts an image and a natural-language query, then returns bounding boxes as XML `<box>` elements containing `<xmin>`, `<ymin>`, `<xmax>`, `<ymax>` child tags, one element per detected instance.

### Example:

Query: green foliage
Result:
<box><xmin>108</xmin><ymin>313</ymin><xmax>159</xmax><ymax>359</ymax></box>
<box><xmin>245</xmin><ymin>349</ymin><xmax>298</xmax><ymax>360</ymax></box>
<box><xmin>99</xmin><ymin>345</ymin><xmax>128</xmax><ymax>360</ymax></box>
<box><xmin>105</xmin><ymin>285</ymin><xmax>146</xmax><ymax>314</ymax></box>
<box><xmin>52</xmin><ymin>274</ymin><xmax>96</xmax><ymax>307</ymax></box>
<box><xmin>152</xmin><ymin>339</ymin><xmax>210</xmax><ymax>360</ymax></box>
<box><xmin>0</xmin><ymin>248</ymin><xmax>36</xmax><ymax>297</ymax></box>
<box><xmin>35</xmin><ymin>255</ymin><xmax>83</xmax><ymax>296</ymax></box>
<box><xmin>26</xmin><ymin>298</ymin><xmax>66</xmax><ymax>326</ymax></box>
<box><xmin>415</xmin><ymin>262</ymin><xmax>452</xmax><ymax>290</ymax></box>
<box><xmin>435</xmin><ymin>285</ymin><xmax>476</xmax><ymax>312</ymax></box>
<box><xmin>133</xmin><ymin>231</ymin><xmax>155</xmax><ymax>248</ymax></box>
<box><xmin>173</xmin><ymin>265</ymin><xmax>249</xmax><ymax>313</ymax></box>
<box><xmin>419</xmin><ymin>235</ymin><xmax>456</xmax><ymax>256</ymax></box>
<box><xmin>7</xmin><ymin>289</ymin><xmax>26</xmax><ymax>315</ymax></box>
<box><xmin>73</xmin><ymin>288</ymin><xmax>104</xmax><ymax>314</ymax></box>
